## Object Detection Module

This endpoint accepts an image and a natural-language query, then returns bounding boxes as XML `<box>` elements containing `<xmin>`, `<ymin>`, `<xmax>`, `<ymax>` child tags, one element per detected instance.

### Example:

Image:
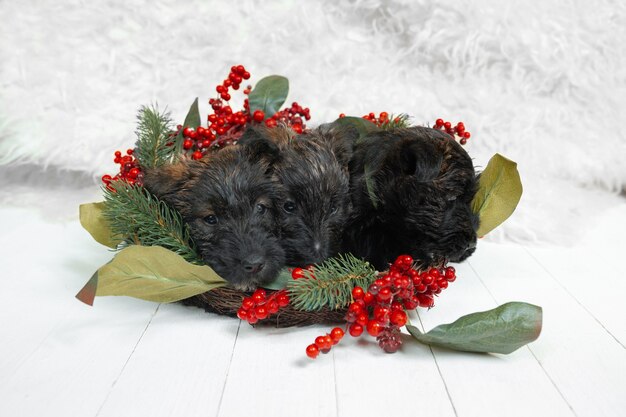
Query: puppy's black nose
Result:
<box><xmin>243</xmin><ymin>256</ymin><xmax>265</xmax><ymax>274</ymax></box>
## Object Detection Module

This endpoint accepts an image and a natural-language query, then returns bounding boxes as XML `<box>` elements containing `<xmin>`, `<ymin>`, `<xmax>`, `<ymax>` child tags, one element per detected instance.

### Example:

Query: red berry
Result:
<box><xmin>330</xmin><ymin>327</ymin><xmax>344</xmax><ymax>343</ymax></box>
<box><xmin>183</xmin><ymin>139</ymin><xmax>193</xmax><ymax>150</ymax></box>
<box><xmin>267</xmin><ymin>301</ymin><xmax>279</xmax><ymax>314</ymax></box>
<box><xmin>444</xmin><ymin>266</ymin><xmax>456</xmax><ymax>280</ymax></box>
<box><xmin>437</xmin><ymin>279</ymin><xmax>449</xmax><ymax>289</ymax></box>
<box><xmin>291</xmin><ymin>267</ymin><xmax>305</xmax><ymax>279</ymax></box>
<box><xmin>277</xmin><ymin>292</ymin><xmax>290</xmax><ymax>307</ymax></box>
<box><xmin>315</xmin><ymin>336</ymin><xmax>327</xmax><ymax>349</ymax></box>
<box><xmin>306</xmin><ymin>344</ymin><xmax>319</xmax><ymax>359</ymax></box>
<box><xmin>366</xmin><ymin>320</ymin><xmax>384</xmax><ymax>337</ymax></box>
<box><xmin>356</xmin><ymin>312</ymin><xmax>369</xmax><ymax>326</ymax></box>
<box><xmin>192</xmin><ymin>151</ymin><xmax>203</xmax><ymax>160</ymax></box>
<box><xmin>349</xmin><ymin>323</ymin><xmax>364</xmax><ymax>337</ymax></box>
<box><xmin>352</xmin><ymin>286</ymin><xmax>364</xmax><ymax>300</ymax></box>
<box><xmin>348</xmin><ymin>302</ymin><xmax>363</xmax><ymax>315</ymax></box>
<box><xmin>255</xmin><ymin>306</ymin><xmax>268</xmax><ymax>320</ymax></box>
<box><xmin>374</xmin><ymin>306</ymin><xmax>390</xmax><ymax>322</ymax></box>
<box><xmin>390</xmin><ymin>310</ymin><xmax>407</xmax><ymax>326</ymax></box>
<box><xmin>253</xmin><ymin>110</ymin><xmax>265</xmax><ymax>122</ymax></box>
<box><xmin>253</xmin><ymin>288</ymin><xmax>266</xmax><ymax>301</ymax></box>
<box><xmin>377</xmin><ymin>287</ymin><xmax>392</xmax><ymax>301</ymax></box>
<box><xmin>417</xmin><ymin>294</ymin><xmax>435</xmax><ymax>308</ymax></box>
<box><xmin>237</xmin><ymin>308</ymin><xmax>248</xmax><ymax>320</ymax></box>
<box><xmin>242</xmin><ymin>71</ymin><xmax>251</xmax><ymax>80</ymax></box>
<box><xmin>323</xmin><ymin>335</ymin><xmax>333</xmax><ymax>350</ymax></box>
<box><xmin>363</xmin><ymin>292</ymin><xmax>375</xmax><ymax>305</ymax></box>
<box><xmin>242</xmin><ymin>297</ymin><xmax>255</xmax><ymax>310</ymax></box>
<box><xmin>435</xmin><ymin>118</ymin><xmax>444</xmax><ymax>126</ymax></box>
<box><xmin>444</xmin><ymin>121</ymin><xmax>452</xmax><ymax>129</ymax></box>
<box><xmin>463</xmin><ymin>132</ymin><xmax>471</xmax><ymax>139</ymax></box>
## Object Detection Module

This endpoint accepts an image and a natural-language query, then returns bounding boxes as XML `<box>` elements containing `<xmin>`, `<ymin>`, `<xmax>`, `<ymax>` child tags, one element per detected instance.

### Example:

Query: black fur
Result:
<box><xmin>143</xmin><ymin>144</ymin><xmax>285</xmax><ymax>289</ymax></box>
<box><xmin>343</xmin><ymin>126</ymin><xmax>479</xmax><ymax>270</ymax></box>
<box><xmin>240</xmin><ymin>125</ymin><xmax>356</xmax><ymax>266</ymax></box>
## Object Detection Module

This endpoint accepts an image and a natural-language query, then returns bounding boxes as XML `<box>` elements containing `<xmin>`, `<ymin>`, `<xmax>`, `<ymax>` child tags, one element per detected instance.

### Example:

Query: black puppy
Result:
<box><xmin>143</xmin><ymin>142</ymin><xmax>285</xmax><ymax>289</ymax></box>
<box><xmin>240</xmin><ymin>125</ymin><xmax>355</xmax><ymax>266</ymax></box>
<box><xmin>343</xmin><ymin>126</ymin><xmax>479</xmax><ymax>270</ymax></box>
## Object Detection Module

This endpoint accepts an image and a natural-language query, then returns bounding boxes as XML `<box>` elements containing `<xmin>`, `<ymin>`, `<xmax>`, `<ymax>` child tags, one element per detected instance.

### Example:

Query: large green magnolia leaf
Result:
<box><xmin>406</xmin><ymin>302</ymin><xmax>542</xmax><ymax>354</ymax></box>
<box><xmin>262</xmin><ymin>268</ymin><xmax>293</xmax><ymax>290</ymax></box>
<box><xmin>248</xmin><ymin>75</ymin><xmax>289</xmax><ymax>118</ymax></box>
<box><xmin>471</xmin><ymin>154</ymin><xmax>523</xmax><ymax>237</ymax></box>
<box><xmin>76</xmin><ymin>245</ymin><xmax>226</xmax><ymax>305</ymax></box>
<box><xmin>79</xmin><ymin>202</ymin><xmax>120</xmax><ymax>248</ymax></box>
<box><xmin>332</xmin><ymin>116</ymin><xmax>380</xmax><ymax>141</ymax></box>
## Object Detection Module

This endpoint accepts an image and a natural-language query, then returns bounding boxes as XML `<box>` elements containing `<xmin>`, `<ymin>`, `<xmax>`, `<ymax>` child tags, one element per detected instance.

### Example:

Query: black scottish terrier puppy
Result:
<box><xmin>143</xmin><ymin>141</ymin><xmax>285</xmax><ymax>289</ymax></box>
<box><xmin>342</xmin><ymin>126</ymin><xmax>479</xmax><ymax>270</ymax></box>
<box><xmin>240</xmin><ymin>125</ymin><xmax>355</xmax><ymax>266</ymax></box>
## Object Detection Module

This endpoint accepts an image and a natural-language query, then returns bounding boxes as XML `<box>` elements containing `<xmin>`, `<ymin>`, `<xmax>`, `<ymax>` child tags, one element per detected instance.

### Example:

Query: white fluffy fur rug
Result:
<box><xmin>1</xmin><ymin>0</ymin><xmax>624</xmax><ymax>243</ymax></box>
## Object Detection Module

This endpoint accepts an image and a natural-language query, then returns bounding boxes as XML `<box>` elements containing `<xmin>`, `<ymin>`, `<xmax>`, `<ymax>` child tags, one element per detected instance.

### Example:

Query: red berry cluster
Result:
<box><xmin>264</xmin><ymin>102</ymin><xmax>310</xmax><ymax>133</ymax></box>
<box><xmin>101</xmin><ymin>149</ymin><xmax>143</xmax><ymax>189</ymax></box>
<box><xmin>181</xmin><ymin>65</ymin><xmax>252</xmax><ymax>159</ymax></box>
<box><xmin>237</xmin><ymin>288</ymin><xmax>290</xmax><ymax>325</ymax></box>
<box><xmin>305</xmin><ymin>255</ymin><xmax>458</xmax><ymax>358</ymax></box>
<box><xmin>434</xmin><ymin>118</ymin><xmax>471</xmax><ymax>145</ymax></box>
<box><xmin>305</xmin><ymin>327</ymin><xmax>345</xmax><ymax>359</ymax></box>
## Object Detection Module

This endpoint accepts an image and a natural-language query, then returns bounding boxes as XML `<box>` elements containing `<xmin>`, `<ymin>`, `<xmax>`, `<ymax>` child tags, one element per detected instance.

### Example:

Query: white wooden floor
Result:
<box><xmin>0</xmin><ymin>201</ymin><xmax>625</xmax><ymax>417</ymax></box>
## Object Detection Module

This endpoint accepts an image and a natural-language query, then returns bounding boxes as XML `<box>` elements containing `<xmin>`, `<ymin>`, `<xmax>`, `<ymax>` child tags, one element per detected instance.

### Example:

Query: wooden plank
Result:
<box><xmin>469</xmin><ymin>241</ymin><xmax>626</xmax><ymax>417</ymax></box>
<box><xmin>333</xmin><ymin>324</ymin><xmax>457</xmax><ymax>417</ymax></box>
<box><xmin>217</xmin><ymin>323</ymin><xmax>337</xmax><ymax>417</ymax></box>
<box><xmin>416</xmin><ymin>261</ymin><xmax>574</xmax><ymax>417</ymax></box>
<box><xmin>525</xmin><ymin>203</ymin><xmax>626</xmax><ymax>346</ymax></box>
<box><xmin>97</xmin><ymin>304</ymin><xmax>240</xmax><ymax>417</ymax></box>
<box><xmin>0</xmin><ymin>209</ymin><xmax>159</xmax><ymax>416</ymax></box>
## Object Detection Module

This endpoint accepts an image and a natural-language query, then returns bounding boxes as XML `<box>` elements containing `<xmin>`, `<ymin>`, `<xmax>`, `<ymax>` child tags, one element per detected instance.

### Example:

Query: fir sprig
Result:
<box><xmin>288</xmin><ymin>254</ymin><xmax>377</xmax><ymax>311</ymax></box>
<box><xmin>102</xmin><ymin>181</ymin><xmax>201</xmax><ymax>264</ymax></box>
<box><xmin>134</xmin><ymin>106</ymin><xmax>177</xmax><ymax>169</ymax></box>
<box><xmin>381</xmin><ymin>113</ymin><xmax>410</xmax><ymax>130</ymax></box>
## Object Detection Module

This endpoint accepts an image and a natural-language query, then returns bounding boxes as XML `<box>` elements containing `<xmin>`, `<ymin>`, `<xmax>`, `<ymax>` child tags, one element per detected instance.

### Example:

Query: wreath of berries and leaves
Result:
<box><xmin>77</xmin><ymin>65</ymin><xmax>539</xmax><ymax>360</ymax></box>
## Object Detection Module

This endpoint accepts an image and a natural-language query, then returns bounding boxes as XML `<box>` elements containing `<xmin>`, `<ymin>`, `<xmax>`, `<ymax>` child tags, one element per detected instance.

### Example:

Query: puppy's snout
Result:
<box><xmin>243</xmin><ymin>255</ymin><xmax>265</xmax><ymax>274</ymax></box>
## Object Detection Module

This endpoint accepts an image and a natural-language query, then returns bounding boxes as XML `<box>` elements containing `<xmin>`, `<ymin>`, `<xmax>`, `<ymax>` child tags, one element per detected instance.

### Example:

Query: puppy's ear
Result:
<box><xmin>316</xmin><ymin>124</ymin><xmax>358</xmax><ymax>167</ymax></box>
<box><xmin>143</xmin><ymin>161</ymin><xmax>194</xmax><ymax>214</ymax></box>
<box><xmin>239</xmin><ymin>127</ymin><xmax>281</xmax><ymax>165</ymax></box>
<box><xmin>393</xmin><ymin>138</ymin><xmax>442</xmax><ymax>182</ymax></box>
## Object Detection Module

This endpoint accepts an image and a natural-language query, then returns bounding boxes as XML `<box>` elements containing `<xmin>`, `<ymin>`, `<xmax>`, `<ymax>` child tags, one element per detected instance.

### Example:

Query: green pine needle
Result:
<box><xmin>288</xmin><ymin>254</ymin><xmax>377</xmax><ymax>311</ymax></box>
<box><xmin>380</xmin><ymin>113</ymin><xmax>411</xmax><ymax>130</ymax></box>
<box><xmin>102</xmin><ymin>181</ymin><xmax>201</xmax><ymax>264</ymax></box>
<box><xmin>134</xmin><ymin>105</ymin><xmax>178</xmax><ymax>169</ymax></box>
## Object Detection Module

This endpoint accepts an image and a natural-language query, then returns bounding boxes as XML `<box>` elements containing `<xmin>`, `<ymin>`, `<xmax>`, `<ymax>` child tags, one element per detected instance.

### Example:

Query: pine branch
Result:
<box><xmin>288</xmin><ymin>254</ymin><xmax>377</xmax><ymax>311</ymax></box>
<box><xmin>381</xmin><ymin>113</ymin><xmax>411</xmax><ymax>130</ymax></box>
<box><xmin>102</xmin><ymin>181</ymin><xmax>201</xmax><ymax>264</ymax></box>
<box><xmin>134</xmin><ymin>105</ymin><xmax>177</xmax><ymax>169</ymax></box>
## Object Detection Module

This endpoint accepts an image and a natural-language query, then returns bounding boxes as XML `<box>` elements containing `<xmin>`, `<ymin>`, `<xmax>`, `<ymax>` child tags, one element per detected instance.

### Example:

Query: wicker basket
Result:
<box><xmin>182</xmin><ymin>287</ymin><xmax>347</xmax><ymax>328</ymax></box>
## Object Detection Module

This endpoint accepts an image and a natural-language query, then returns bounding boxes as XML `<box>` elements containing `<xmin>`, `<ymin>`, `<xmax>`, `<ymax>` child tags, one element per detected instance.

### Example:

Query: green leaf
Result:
<box><xmin>262</xmin><ymin>268</ymin><xmax>293</xmax><ymax>290</ymax></box>
<box><xmin>406</xmin><ymin>302</ymin><xmax>542</xmax><ymax>354</ymax></box>
<box><xmin>174</xmin><ymin>98</ymin><xmax>201</xmax><ymax>155</ymax></box>
<box><xmin>182</xmin><ymin>97</ymin><xmax>201</xmax><ymax>129</ymax></box>
<box><xmin>332</xmin><ymin>116</ymin><xmax>380</xmax><ymax>140</ymax></box>
<box><xmin>248</xmin><ymin>75</ymin><xmax>289</xmax><ymax>118</ymax></box>
<box><xmin>79</xmin><ymin>202</ymin><xmax>121</xmax><ymax>248</ymax></box>
<box><xmin>471</xmin><ymin>154</ymin><xmax>523</xmax><ymax>237</ymax></box>
<box><xmin>75</xmin><ymin>245</ymin><xmax>227</xmax><ymax>305</ymax></box>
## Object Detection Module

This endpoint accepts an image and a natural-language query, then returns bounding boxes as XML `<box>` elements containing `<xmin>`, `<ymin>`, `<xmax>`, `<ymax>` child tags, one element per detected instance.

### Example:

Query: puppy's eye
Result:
<box><xmin>204</xmin><ymin>214</ymin><xmax>218</xmax><ymax>225</ymax></box>
<box><xmin>256</xmin><ymin>203</ymin><xmax>267</xmax><ymax>215</ymax></box>
<box><xmin>283</xmin><ymin>201</ymin><xmax>297</xmax><ymax>213</ymax></box>
<box><xmin>330</xmin><ymin>205</ymin><xmax>338</xmax><ymax>215</ymax></box>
